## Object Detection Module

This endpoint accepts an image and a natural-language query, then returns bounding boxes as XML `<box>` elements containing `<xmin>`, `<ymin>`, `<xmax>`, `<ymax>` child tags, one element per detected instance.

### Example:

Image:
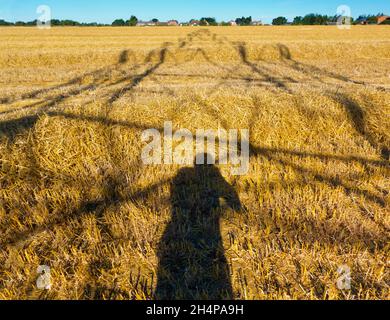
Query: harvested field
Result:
<box><xmin>0</xmin><ymin>26</ymin><xmax>389</xmax><ymax>300</ymax></box>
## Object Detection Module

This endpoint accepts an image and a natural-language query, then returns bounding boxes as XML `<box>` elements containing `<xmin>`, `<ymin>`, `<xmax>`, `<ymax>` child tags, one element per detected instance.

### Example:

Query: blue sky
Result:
<box><xmin>1</xmin><ymin>0</ymin><xmax>389</xmax><ymax>23</ymax></box>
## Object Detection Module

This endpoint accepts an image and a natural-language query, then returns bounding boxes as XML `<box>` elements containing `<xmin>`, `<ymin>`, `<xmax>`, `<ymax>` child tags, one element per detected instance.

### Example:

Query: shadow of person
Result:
<box><xmin>155</xmin><ymin>154</ymin><xmax>242</xmax><ymax>300</ymax></box>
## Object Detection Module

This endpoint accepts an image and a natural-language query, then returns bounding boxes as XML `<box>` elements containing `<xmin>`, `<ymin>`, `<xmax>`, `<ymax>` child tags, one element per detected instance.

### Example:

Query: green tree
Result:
<box><xmin>50</xmin><ymin>19</ymin><xmax>61</xmax><ymax>26</ymax></box>
<box><xmin>292</xmin><ymin>16</ymin><xmax>303</xmax><ymax>25</ymax></box>
<box><xmin>26</xmin><ymin>20</ymin><xmax>38</xmax><ymax>26</ymax></box>
<box><xmin>200</xmin><ymin>17</ymin><xmax>218</xmax><ymax>26</ymax></box>
<box><xmin>272</xmin><ymin>16</ymin><xmax>288</xmax><ymax>25</ymax></box>
<box><xmin>235</xmin><ymin>16</ymin><xmax>252</xmax><ymax>26</ymax></box>
<box><xmin>112</xmin><ymin>19</ymin><xmax>126</xmax><ymax>26</ymax></box>
<box><xmin>61</xmin><ymin>20</ymin><xmax>80</xmax><ymax>26</ymax></box>
<box><xmin>301</xmin><ymin>14</ymin><xmax>329</xmax><ymax>25</ymax></box>
<box><xmin>0</xmin><ymin>19</ymin><xmax>13</xmax><ymax>26</ymax></box>
<box><xmin>128</xmin><ymin>15</ymin><xmax>138</xmax><ymax>26</ymax></box>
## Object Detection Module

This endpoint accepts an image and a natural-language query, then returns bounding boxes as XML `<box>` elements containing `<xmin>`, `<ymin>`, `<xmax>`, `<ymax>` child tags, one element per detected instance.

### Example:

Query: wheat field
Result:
<box><xmin>0</xmin><ymin>26</ymin><xmax>389</xmax><ymax>300</ymax></box>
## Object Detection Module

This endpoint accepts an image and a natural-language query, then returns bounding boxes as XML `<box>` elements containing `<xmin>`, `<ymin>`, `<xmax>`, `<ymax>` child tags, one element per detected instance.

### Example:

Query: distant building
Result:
<box><xmin>251</xmin><ymin>20</ymin><xmax>263</xmax><ymax>26</ymax></box>
<box><xmin>188</xmin><ymin>19</ymin><xmax>198</xmax><ymax>26</ymax></box>
<box><xmin>167</xmin><ymin>20</ymin><xmax>179</xmax><ymax>26</ymax></box>
<box><xmin>355</xmin><ymin>17</ymin><xmax>368</xmax><ymax>25</ymax></box>
<box><xmin>377</xmin><ymin>15</ymin><xmax>390</xmax><ymax>24</ymax></box>
<box><xmin>189</xmin><ymin>19</ymin><xmax>200</xmax><ymax>26</ymax></box>
<box><xmin>136</xmin><ymin>20</ymin><xmax>157</xmax><ymax>27</ymax></box>
<box><xmin>229</xmin><ymin>20</ymin><xmax>237</xmax><ymax>26</ymax></box>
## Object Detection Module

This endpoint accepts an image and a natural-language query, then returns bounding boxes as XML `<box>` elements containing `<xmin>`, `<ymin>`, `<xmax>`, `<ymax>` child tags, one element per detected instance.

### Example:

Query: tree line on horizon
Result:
<box><xmin>0</xmin><ymin>13</ymin><xmax>388</xmax><ymax>26</ymax></box>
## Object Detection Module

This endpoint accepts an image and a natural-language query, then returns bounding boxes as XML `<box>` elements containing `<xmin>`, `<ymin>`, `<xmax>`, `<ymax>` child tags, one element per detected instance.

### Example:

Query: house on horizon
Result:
<box><xmin>229</xmin><ymin>20</ymin><xmax>237</xmax><ymax>26</ymax></box>
<box><xmin>377</xmin><ymin>15</ymin><xmax>390</xmax><ymax>24</ymax></box>
<box><xmin>167</xmin><ymin>20</ymin><xmax>179</xmax><ymax>26</ymax></box>
<box><xmin>251</xmin><ymin>20</ymin><xmax>263</xmax><ymax>26</ymax></box>
<box><xmin>136</xmin><ymin>20</ymin><xmax>157</xmax><ymax>27</ymax></box>
<box><xmin>189</xmin><ymin>19</ymin><xmax>200</xmax><ymax>26</ymax></box>
<box><xmin>355</xmin><ymin>17</ymin><xmax>368</xmax><ymax>25</ymax></box>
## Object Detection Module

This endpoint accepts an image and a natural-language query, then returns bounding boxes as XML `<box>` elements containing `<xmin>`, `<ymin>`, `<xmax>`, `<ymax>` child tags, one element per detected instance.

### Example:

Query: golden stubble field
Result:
<box><xmin>0</xmin><ymin>26</ymin><xmax>389</xmax><ymax>300</ymax></box>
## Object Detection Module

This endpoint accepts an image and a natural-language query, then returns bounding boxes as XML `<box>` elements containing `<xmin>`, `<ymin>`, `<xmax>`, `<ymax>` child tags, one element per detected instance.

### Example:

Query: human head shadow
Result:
<box><xmin>155</xmin><ymin>154</ymin><xmax>242</xmax><ymax>300</ymax></box>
